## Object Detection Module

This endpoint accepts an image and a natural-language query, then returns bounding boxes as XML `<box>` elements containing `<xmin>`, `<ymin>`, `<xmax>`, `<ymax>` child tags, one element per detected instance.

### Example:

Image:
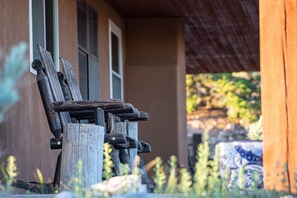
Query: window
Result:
<box><xmin>109</xmin><ymin>20</ymin><xmax>123</xmax><ymax>100</ymax></box>
<box><xmin>29</xmin><ymin>0</ymin><xmax>59</xmax><ymax>74</ymax></box>
<box><xmin>77</xmin><ymin>0</ymin><xmax>99</xmax><ymax>100</ymax></box>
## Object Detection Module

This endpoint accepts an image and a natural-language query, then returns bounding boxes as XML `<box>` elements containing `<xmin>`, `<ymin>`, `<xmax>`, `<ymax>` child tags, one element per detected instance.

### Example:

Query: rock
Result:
<box><xmin>91</xmin><ymin>175</ymin><xmax>147</xmax><ymax>196</ymax></box>
<box><xmin>55</xmin><ymin>191</ymin><xmax>76</xmax><ymax>198</ymax></box>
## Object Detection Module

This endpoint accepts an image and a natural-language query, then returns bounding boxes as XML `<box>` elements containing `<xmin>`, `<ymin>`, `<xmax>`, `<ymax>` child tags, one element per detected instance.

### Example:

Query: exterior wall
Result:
<box><xmin>0</xmin><ymin>0</ymin><xmax>59</xmax><ymax>181</ymax></box>
<box><xmin>0</xmin><ymin>0</ymin><xmax>125</xmax><ymax>182</ymax></box>
<box><xmin>125</xmin><ymin>18</ymin><xmax>188</xmax><ymax>166</ymax></box>
<box><xmin>59</xmin><ymin>0</ymin><xmax>78</xmax><ymax>74</ymax></box>
<box><xmin>260</xmin><ymin>0</ymin><xmax>297</xmax><ymax>192</ymax></box>
<box><xmin>59</xmin><ymin>0</ymin><xmax>125</xmax><ymax>99</ymax></box>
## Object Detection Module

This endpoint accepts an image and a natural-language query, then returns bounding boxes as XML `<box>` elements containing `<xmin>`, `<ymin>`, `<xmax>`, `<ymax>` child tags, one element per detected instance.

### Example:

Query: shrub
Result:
<box><xmin>247</xmin><ymin>116</ymin><xmax>263</xmax><ymax>140</ymax></box>
<box><xmin>0</xmin><ymin>43</ymin><xmax>27</xmax><ymax>122</ymax></box>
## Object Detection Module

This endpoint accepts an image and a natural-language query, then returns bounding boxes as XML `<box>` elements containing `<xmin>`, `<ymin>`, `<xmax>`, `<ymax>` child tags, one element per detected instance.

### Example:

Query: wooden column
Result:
<box><xmin>115</xmin><ymin>122</ymin><xmax>138</xmax><ymax>168</ymax></box>
<box><xmin>260</xmin><ymin>0</ymin><xmax>297</xmax><ymax>192</ymax></box>
<box><xmin>60</xmin><ymin>123</ymin><xmax>104</xmax><ymax>189</ymax></box>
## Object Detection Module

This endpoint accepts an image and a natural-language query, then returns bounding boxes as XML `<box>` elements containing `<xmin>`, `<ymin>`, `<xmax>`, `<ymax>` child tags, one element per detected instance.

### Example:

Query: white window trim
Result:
<box><xmin>29</xmin><ymin>0</ymin><xmax>59</xmax><ymax>74</ymax></box>
<box><xmin>109</xmin><ymin>19</ymin><xmax>123</xmax><ymax>99</ymax></box>
<box><xmin>29</xmin><ymin>0</ymin><xmax>33</xmax><ymax>73</ymax></box>
<box><xmin>52</xmin><ymin>0</ymin><xmax>59</xmax><ymax>69</ymax></box>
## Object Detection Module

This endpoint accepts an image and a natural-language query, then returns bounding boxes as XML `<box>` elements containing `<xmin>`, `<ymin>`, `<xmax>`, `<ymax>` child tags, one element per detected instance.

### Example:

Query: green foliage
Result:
<box><xmin>150</xmin><ymin>131</ymin><xmax>294</xmax><ymax>197</ymax></box>
<box><xmin>207</xmin><ymin>146</ymin><xmax>220</xmax><ymax>196</ymax></box>
<box><xmin>164</xmin><ymin>155</ymin><xmax>177</xmax><ymax>194</ymax></box>
<box><xmin>103</xmin><ymin>143</ymin><xmax>114</xmax><ymax>180</ymax></box>
<box><xmin>0</xmin><ymin>43</ymin><xmax>27</xmax><ymax>122</ymax></box>
<box><xmin>0</xmin><ymin>145</ymin><xmax>296</xmax><ymax>197</ymax></box>
<box><xmin>193</xmin><ymin>131</ymin><xmax>210</xmax><ymax>195</ymax></box>
<box><xmin>73</xmin><ymin>160</ymin><xmax>84</xmax><ymax>197</ymax></box>
<box><xmin>1</xmin><ymin>156</ymin><xmax>17</xmax><ymax>193</ymax></box>
<box><xmin>178</xmin><ymin>168</ymin><xmax>192</xmax><ymax>194</ymax></box>
<box><xmin>34</xmin><ymin>168</ymin><xmax>47</xmax><ymax>194</ymax></box>
<box><xmin>247</xmin><ymin>116</ymin><xmax>263</xmax><ymax>140</ymax></box>
<box><xmin>119</xmin><ymin>163</ymin><xmax>130</xmax><ymax>176</ymax></box>
<box><xmin>132</xmin><ymin>156</ymin><xmax>141</xmax><ymax>193</ymax></box>
<box><xmin>153</xmin><ymin>157</ymin><xmax>166</xmax><ymax>194</ymax></box>
<box><xmin>186</xmin><ymin>72</ymin><xmax>261</xmax><ymax>124</ymax></box>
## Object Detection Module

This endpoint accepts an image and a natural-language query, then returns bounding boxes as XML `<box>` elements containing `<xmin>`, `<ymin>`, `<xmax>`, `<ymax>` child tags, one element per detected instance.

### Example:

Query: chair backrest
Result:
<box><xmin>60</xmin><ymin>57</ymin><xmax>149</xmax><ymax>123</ymax></box>
<box><xmin>38</xmin><ymin>45</ymin><xmax>72</xmax><ymax>127</ymax></box>
<box><xmin>33</xmin><ymin>59</ymin><xmax>62</xmax><ymax>139</ymax></box>
<box><xmin>60</xmin><ymin>58</ymin><xmax>83</xmax><ymax>101</ymax></box>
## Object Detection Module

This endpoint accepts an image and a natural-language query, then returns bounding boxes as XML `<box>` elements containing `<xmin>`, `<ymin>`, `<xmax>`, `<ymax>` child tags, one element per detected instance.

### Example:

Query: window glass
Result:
<box><xmin>78</xmin><ymin>50</ymin><xmax>89</xmax><ymax>99</ymax></box>
<box><xmin>109</xmin><ymin>20</ymin><xmax>123</xmax><ymax>100</ymax></box>
<box><xmin>77</xmin><ymin>0</ymin><xmax>99</xmax><ymax>99</ymax></box>
<box><xmin>112</xmin><ymin>74</ymin><xmax>122</xmax><ymax>99</ymax></box>
<box><xmin>77</xmin><ymin>1</ymin><xmax>87</xmax><ymax>49</ymax></box>
<box><xmin>111</xmin><ymin>33</ymin><xmax>119</xmax><ymax>74</ymax></box>
<box><xmin>45</xmin><ymin>0</ymin><xmax>54</xmax><ymax>54</ymax></box>
<box><xmin>32</xmin><ymin>0</ymin><xmax>45</xmax><ymax>60</ymax></box>
<box><xmin>88</xmin><ymin>6</ymin><xmax>98</xmax><ymax>56</ymax></box>
<box><xmin>89</xmin><ymin>56</ymin><xmax>100</xmax><ymax>99</ymax></box>
<box><xmin>31</xmin><ymin>0</ymin><xmax>59</xmax><ymax>73</ymax></box>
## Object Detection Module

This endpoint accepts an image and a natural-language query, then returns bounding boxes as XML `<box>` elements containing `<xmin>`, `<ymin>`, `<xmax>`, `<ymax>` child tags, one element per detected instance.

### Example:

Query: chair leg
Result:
<box><xmin>119</xmin><ymin>149</ymin><xmax>130</xmax><ymax>164</ymax></box>
<box><xmin>53</xmin><ymin>151</ymin><xmax>62</xmax><ymax>187</ymax></box>
<box><xmin>109</xmin><ymin>145</ymin><xmax>121</xmax><ymax>176</ymax></box>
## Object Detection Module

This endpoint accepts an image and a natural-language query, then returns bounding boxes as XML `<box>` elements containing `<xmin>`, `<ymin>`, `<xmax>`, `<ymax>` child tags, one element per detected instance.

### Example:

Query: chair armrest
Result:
<box><xmin>138</xmin><ymin>140</ymin><xmax>152</xmax><ymax>153</ymax></box>
<box><xmin>118</xmin><ymin>111</ymin><xmax>149</xmax><ymax>121</ymax></box>
<box><xmin>52</xmin><ymin>100</ymin><xmax>124</xmax><ymax>111</ymax></box>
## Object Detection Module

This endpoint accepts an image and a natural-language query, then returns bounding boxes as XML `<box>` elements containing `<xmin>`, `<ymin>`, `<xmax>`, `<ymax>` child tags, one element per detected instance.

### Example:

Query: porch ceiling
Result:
<box><xmin>106</xmin><ymin>0</ymin><xmax>259</xmax><ymax>74</ymax></box>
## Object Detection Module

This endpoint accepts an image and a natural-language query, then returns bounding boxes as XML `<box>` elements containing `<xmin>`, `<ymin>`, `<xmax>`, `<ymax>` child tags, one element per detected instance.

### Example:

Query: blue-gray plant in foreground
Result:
<box><xmin>1</xmin><ymin>156</ymin><xmax>17</xmax><ymax>193</ymax></box>
<box><xmin>0</xmin><ymin>42</ymin><xmax>27</xmax><ymax>122</ymax></box>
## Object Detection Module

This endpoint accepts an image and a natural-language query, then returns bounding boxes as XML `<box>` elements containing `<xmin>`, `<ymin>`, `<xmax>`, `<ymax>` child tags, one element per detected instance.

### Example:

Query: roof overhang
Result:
<box><xmin>106</xmin><ymin>0</ymin><xmax>259</xmax><ymax>74</ymax></box>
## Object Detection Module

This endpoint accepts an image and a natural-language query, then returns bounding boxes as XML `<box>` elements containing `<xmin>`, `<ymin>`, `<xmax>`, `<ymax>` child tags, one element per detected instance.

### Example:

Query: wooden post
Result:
<box><xmin>127</xmin><ymin>122</ymin><xmax>138</xmax><ymax>168</ymax></box>
<box><xmin>260</xmin><ymin>0</ymin><xmax>297</xmax><ymax>192</ymax></box>
<box><xmin>115</xmin><ymin>122</ymin><xmax>138</xmax><ymax>168</ymax></box>
<box><xmin>115</xmin><ymin>122</ymin><xmax>130</xmax><ymax>166</ymax></box>
<box><xmin>60</xmin><ymin>123</ymin><xmax>104</xmax><ymax>189</ymax></box>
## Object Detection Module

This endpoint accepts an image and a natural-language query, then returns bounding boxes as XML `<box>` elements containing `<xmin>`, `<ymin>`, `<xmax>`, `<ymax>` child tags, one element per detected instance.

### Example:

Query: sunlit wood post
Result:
<box><xmin>260</xmin><ymin>0</ymin><xmax>297</xmax><ymax>192</ymax></box>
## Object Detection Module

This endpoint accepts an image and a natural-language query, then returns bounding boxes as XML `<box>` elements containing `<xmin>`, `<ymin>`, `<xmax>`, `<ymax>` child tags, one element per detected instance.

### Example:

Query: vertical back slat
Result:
<box><xmin>38</xmin><ymin>45</ymin><xmax>72</xmax><ymax>125</ymax></box>
<box><xmin>127</xmin><ymin>122</ymin><xmax>138</xmax><ymax>168</ymax></box>
<box><xmin>60</xmin><ymin>58</ymin><xmax>83</xmax><ymax>101</ymax></box>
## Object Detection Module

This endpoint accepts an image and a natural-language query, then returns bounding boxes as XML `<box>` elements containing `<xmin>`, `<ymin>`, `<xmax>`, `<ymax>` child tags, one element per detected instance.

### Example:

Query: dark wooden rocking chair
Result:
<box><xmin>14</xmin><ymin>45</ymin><xmax>151</xmax><ymax>193</ymax></box>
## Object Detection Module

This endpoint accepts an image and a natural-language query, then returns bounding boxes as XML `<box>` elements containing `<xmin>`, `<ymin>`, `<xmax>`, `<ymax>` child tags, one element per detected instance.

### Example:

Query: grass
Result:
<box><xmin>0</xmin><ymin>132</ymin><xmax>296</xmax><ymax>197</ymax></box>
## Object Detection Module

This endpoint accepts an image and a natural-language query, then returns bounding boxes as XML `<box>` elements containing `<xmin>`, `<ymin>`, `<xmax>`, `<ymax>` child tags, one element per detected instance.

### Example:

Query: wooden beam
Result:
<box><xmin>260</xmin><ymin>0</ymin><xmax>297</xmax><ymax>192</ymax></box>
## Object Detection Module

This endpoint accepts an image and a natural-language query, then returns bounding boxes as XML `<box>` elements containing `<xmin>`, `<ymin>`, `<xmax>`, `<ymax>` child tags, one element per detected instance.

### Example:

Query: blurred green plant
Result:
<box><xmin>73</xmin><ymin>160</ymin><xmax>84</xmax><ymax>198</ymax></box>
<box><xmin>247</xmin><ymin>116</ymin><xmax>263</xmax><ymax>140</ymax></box>
<box><xmin>153</xmin><ymin>157</ymin><xmax>166</xmax><ymax>194</ymax></box>
<box><xmin>164</xmin><ymin>155</ymin><xmax>177</xmax><ymax>194</ymax></box>
<box><xmin>193</xmin><ymin>131</ymin><xmax>210</xmax><ymax>195</ymax></box>
<box><xmin>186</xmin><ymin>72</ymin><xmax>261</xmax><ymax>124</ymax></box>
<box><xmin>0</xmin><ymin>43</ymin><xmax>28</xmax><ymax>122</ymax></box>
<box><xmin>1</xmin><ymin>156</ymin><xmax>17</xmax><ymax>193</ymax></box>
<box><xmin>103</xmin><ymin>143</ymin><xmax>114</xmax><ymax>180</ymax></box>
<box><xmin>0</xmin><ymin>138</ymin><xmax>295</xmax><ymax>197</ymax></box>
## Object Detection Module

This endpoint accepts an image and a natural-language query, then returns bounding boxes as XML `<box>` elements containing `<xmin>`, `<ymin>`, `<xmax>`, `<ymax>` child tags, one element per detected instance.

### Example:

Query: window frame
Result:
<box><xmin>109</xmin><ymin>19</ymin><xmax>123</xmax><ymax>100</ymax></box>
<box><xmin>77</xmin><ymin>1</ymin><xmax>99</xmax><ymax>100</ymax></box>
<box><xmin>29</xmin><ymin>0</ymin><xmax>59</xmax><ymax>74</ymax></box>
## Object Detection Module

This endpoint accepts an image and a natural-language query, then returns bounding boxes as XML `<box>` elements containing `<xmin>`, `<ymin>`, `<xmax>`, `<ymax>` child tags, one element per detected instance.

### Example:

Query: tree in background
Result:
<box><xmin>186</xmin><ymin>72</ymin><xmax>261</xmax><ymax>124</ymax></box>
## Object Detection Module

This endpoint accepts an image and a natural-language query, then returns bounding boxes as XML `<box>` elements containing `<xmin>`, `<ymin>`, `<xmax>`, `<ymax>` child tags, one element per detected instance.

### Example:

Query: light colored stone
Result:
<box><xmin>55</xmin><ymin>191</ymin><xmax>75</xmax><ymax>198</ymax></box>
<box><xmin>91</xmin><ymin>175</ymin><xmax>146</xmax><ymax>196</ymax></box>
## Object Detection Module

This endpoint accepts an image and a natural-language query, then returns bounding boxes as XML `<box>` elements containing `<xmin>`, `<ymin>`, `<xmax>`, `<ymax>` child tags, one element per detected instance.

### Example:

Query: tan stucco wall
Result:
<box><xmin>0</xmin><ymin>0</ymin><xmax>125</xmax><ymax>182</ymax></box>
<box><xmin>125</xmin><ymin>18</ymin><xmax>187</xmax><ymax>166</ymax></box>
<box><xmin>0</xmin><ymin>0</ymin><xmax>59</xmax><ymax>181</ymax></box>
<box><xmin>0</xmin><ymin>0</ymin><xmax>187</xmax><ymax>183</ymax></box>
